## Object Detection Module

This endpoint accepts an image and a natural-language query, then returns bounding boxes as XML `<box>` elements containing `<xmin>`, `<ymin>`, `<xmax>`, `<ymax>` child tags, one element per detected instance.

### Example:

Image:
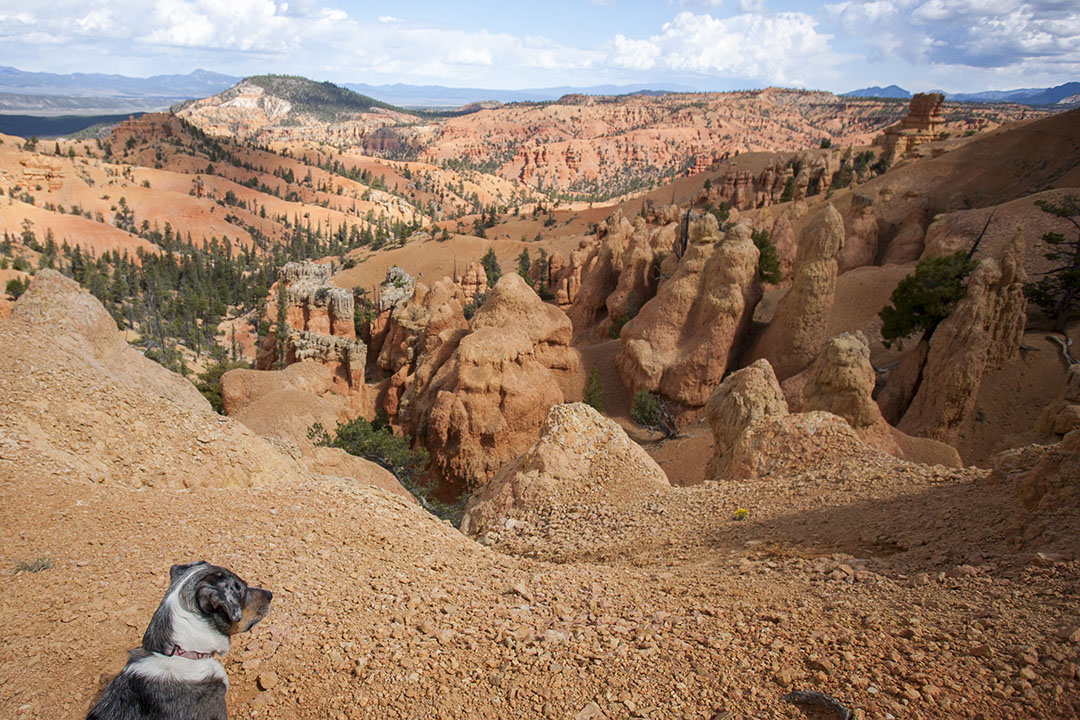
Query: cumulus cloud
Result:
<box><xmin>609</xmin><ymin>10</ymin><xmax>844</xmax><ymax>87</ymax></box>
<box><xmin>824</xmin><ymin>0</ymin><xmax>1080</xmax><ymax>75</ymax></box>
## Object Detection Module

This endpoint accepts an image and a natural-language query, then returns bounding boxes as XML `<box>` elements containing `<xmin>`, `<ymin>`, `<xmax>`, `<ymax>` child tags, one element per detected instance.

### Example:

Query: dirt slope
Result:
<box><xmin>2</xmin><ymin>277</ymin><xmax>1080</xmax><ymax>720</ymax></box>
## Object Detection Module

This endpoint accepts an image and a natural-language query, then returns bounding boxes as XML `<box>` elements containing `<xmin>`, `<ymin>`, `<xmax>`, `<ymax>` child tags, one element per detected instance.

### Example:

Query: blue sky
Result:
<box><xmin>1</xmin><ymin>0</ymin><xmax>1077</xmax><ymax>93</ymax></box>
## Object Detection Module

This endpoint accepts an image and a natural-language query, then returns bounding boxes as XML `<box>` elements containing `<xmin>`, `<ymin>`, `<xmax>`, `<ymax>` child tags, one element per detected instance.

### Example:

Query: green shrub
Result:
<box><xmin>5</xmin><ymin>276</ymin><xmax>26</xmax><ymax>300</ymax></box>
<box><xmin>779</xmin><ymin>176</ymin><xmax>796</xmax><ymax>203</ymax></box>
<box><xmin>309</xmin><ymin>417</ymin><xmax>467</xmax><ymax>524</ymax></box>
<box><xmin>630</xmin><ymin>389</ymin><xmax>663</xmax><ymax>428</ymax></box>
<box><xmin>583</xmin><ymin>369</ymin><xmax>604</xmax><ymax>412</ymax></box>
<box><xmin>879</xmin><ymin>252</ymin><xmax>978</xmax><ymax>348</ymax></box>
<box><xmin>480</xmin><ymin>248</ymin><xmax>501</xmax><ymax>288</ymax></box>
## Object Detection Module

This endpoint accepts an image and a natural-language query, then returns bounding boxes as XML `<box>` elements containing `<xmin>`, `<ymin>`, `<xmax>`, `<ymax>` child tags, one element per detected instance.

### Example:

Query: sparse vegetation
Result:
<box><xmin>5</xmin><ymin>276</ymin><xmax>27</xmax><ymax>300</ymax></box>
<box><xmin>630</xmin><ymin>389</ymin><xmax>677</xmax><ymax>437</ymax></box>
<box><xmin>14</xmin><ymin>556</ymin><xmax>53</xmax><ymax>573</ymax></box>
<box><xmin>1025</xmin><ymin>195</ymin><xmax>1080</xmax><ymax>332</ymax></box>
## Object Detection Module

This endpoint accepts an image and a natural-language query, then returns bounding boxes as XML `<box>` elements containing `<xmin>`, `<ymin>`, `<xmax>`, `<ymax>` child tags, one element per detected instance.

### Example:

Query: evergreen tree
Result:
<box><xmin>880</xmin><ymin>252</ymin><xmax>978</xmax><ymax>348</ymax></box>
<box><xmin>480</xmin><ymin>248</ymin><xmax>501</xmax><ymax>288</ymax></box>
<box><xmin>517</xmin><ymin>248</ymin><xmax>531</xmax><ymax>284</ymax></box>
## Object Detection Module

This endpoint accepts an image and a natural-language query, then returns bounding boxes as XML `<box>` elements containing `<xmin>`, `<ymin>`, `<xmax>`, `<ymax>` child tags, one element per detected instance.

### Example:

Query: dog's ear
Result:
<box><xmin>169</xmin><ymin>561</ymin><xmax>208</xmax><ymax>584</ymax></box>
<box><xmin>197</xmin><ymin>582</ymin><xmax>243</xmax><ymax>624</ymax></box>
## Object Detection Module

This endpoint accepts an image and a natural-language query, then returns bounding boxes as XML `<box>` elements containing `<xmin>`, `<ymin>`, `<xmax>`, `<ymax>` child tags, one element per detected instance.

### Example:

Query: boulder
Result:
<box><xmin>460</xmin><ymin>403</ymin><xmax>669</xmax><ymax>536</ymax></box>
<box><xmin>617</xmin><ymin>216</ymin><xmax>760</xmax><ymax>407</ymax></box>
<box><xmin>719</xmin><ymin>411</ymin><xmax>874</xmax><ymax>481</ymax></box>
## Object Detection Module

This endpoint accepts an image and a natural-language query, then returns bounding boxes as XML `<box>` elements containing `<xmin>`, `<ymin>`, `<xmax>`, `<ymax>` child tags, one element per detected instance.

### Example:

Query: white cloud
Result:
<box><xmin>610</xmin><ymin>11</ymin><xmax>843</xmax><ymax>87</ymax></box>
<box><xmin>825</xmin><ymin>0</ymin><xmax>1080</xmax><ymax>78</ymax></box>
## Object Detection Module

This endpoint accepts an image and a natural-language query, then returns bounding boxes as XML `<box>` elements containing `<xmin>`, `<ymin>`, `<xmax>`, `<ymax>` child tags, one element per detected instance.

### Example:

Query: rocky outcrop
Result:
<box><xmin>838</xmin><ymin>193</ymin><xmax>879</xmax><ymax>273</ymax></box>
<box><xmin>795</xmin><ymin>332</ymin><xmax>962</xmax><ymax>467</ymax></box>
<box><xmin>874</xmin><ymin>92</ymin><xmax>945</xmax><ymax>164</ymax></box>
<box><xmin>10</xmin><ymin>269</ymin><xmax>206</xmax><ymax>413</ymax></box>
<box><xmin>377</xmin><ymin>265</ymin><xmax>417</xmax><ymax>313</ymax></box>
<box><xmin>20</xmin><ymin>155</ymin><xmax>64</xmax><ymax>191</ymax></box>
<box><xmin>379</xmin><ymin>279</ymin><xmax>470</xmax><ymax>419</ymax></box>
<box><xmin>992</xmin><ymin>431</ymin><xmax>1080</xmax><ymax>510</ymax></box>
<box><xmin>750</xmin><ymin>204</ymin><xmax>844</xmax><ymax>380</ymax></box>
<box><xmin>257</xmin><ymin>261</ymin><xmax>367</xmax><ymax>397</ymax></box>
<box><xmin>706</xmin><ymin>360</ymin><xmax>789</xmax><ymax>461</ymax></box>
<box><xmin>897</xmin><ymin>231</ymin><xmax>1027</xmax><ymax>443</ymax></box>
<box><xmin>1035</xmin><ymin>365</ymin><xmax>1080</xmax><ymax>436</ymax></box>
<box><xmin>3</xmin><ymin>270</ymin><xmax>307</xmax><ymax>489</ymax></box>
<box><xmin>799</xmin><ymin>332</ymin><xmax>883</xmax><ymax>429</ymax></box>
<box><xmin>220</xmin><ymin>361</ymin><xmax>359</xmax><ymax>450</ymax></box>
<box><xmin>617</xmin><ymin>215</ymin><xmax>760</xmax><ymax>407</ymax></box>
<box><xmin>408</xmin><ymin>274</ymin><xmax>580</xmax><ymax>490</ymax></box>
<box><xmin>550</xmin><ymin>209</ymin><xmax>675</xmax><ymax>341</ymax></box>
<box><xmin>460</xmin><ymin>403</ymin><xmax>669</xmax><ymax>537</ymax></box>
<box><xmin>719</xmin><ymin>411</ymin><xmax>873</xmax><ymax>481</ymax></box>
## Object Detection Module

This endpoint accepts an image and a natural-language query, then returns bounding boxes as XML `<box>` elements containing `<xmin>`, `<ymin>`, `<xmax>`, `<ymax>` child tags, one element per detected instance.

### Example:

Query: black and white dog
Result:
<box><xmin>87</xmin><ymin>561</ymin><xmax>272</xmax><ymax>720</ymax></box>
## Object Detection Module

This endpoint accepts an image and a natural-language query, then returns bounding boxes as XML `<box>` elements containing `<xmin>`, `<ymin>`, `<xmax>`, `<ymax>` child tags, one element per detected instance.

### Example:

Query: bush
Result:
<box><xmin>779</xmin><ymin>176</ymin><xmax>796</xmax><ymax>203</ymax></box>
<box><xmin>630</xmin><ymin>389</ymin><xmax>663</xmax><ymax>428</ymax></box>
<box><xmin>5</xmin><ymin>276</ymin><xmax>26</xmax><ymax>300</ymax></box>
<box><xmin>309</xmin><ymin>417</ymin><xmax>467</xmax><ymax>524</ymax></box>
<box><xmin>195</xmin><ymin>359</ymin><xmax>249</xmax><ymax>414</ymax></box>
<box><xmin>583</xmin><ymin>369</ymin><xmax>604</xmax><ymax>412</ymax></box>
<box><xmin>879</xmin><ymin>251</ymin><xmax>978</xmax><ymax>348</ymax></box>
<box><xmin>751</xmin><ymin>229</ymin><xmax>781</xmax><ymax>284</ymax></box>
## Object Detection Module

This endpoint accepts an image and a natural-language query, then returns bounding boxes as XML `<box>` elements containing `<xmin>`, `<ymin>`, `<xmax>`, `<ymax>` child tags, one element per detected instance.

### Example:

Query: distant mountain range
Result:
<box><xmin>843</xmin><ymin>82</ymin><xmax>1080</xmax><ymax>107</ymax></box>
<box><xmin>342</xmin><ymin>82</ymin><xmax>697</xmax><ymax>107</ymax></box>
<box><xmin>1</xmin><ymin>65</ymin><xmax>1076</xmax><ymax>115</ymax></box>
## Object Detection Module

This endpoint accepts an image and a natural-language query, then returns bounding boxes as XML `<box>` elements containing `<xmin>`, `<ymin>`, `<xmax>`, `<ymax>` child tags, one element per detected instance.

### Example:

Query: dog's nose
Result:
<box><xmin>265</xmin><ymin>590</ymin><xmax>273</xmax><ymax>602</ymax></box>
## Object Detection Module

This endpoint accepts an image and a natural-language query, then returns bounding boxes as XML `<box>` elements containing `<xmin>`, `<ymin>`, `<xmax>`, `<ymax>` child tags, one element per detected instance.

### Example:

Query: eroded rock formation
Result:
<box><xmin>874</xmin><ymin>93</ymin><xmax>945</xmax><ymax>164</ymax></box>
<box><xmin>256</xmin><ymin>260</ymin><xmax>367</xmax><ymax>397</ymax></box>
<box><xmin>750</xmin><ymin>204</ymin><xmax>845</xmax><ymax>380</ymax></box>
<box><xmin>407</xmin><ymin>274</ymin><xmax>580</xmax><ymax>490</ymax></box>
<box><xmin>897</xmin><ymin>230</ymin><xmax>1027</xmax><ymax>444</ymax></box>
<box><xmin>617</xmin><ymin>215</ymin><xmax>760</xmax><ymax>407</ymax></box>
